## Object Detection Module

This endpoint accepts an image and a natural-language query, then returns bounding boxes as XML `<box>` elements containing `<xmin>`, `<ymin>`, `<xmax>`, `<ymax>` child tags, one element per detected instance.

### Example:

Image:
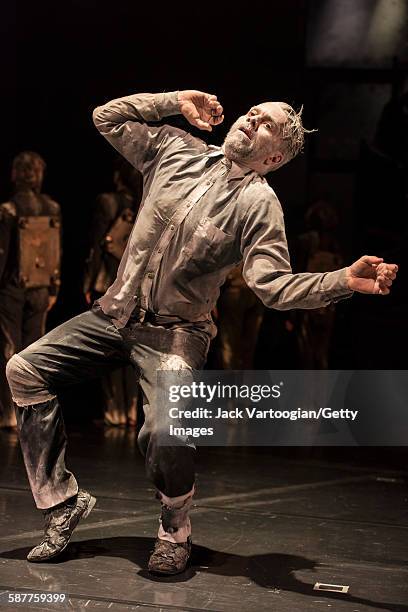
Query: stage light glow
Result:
<box><xmin>307</xmin><ymin>0</ymin><xmax>408</xmax><ymax>67</ymax></box>
<box><xmin>367</xmin><ymin>0</ymin><xmax>407</xmax><ymax>60</ymax></box>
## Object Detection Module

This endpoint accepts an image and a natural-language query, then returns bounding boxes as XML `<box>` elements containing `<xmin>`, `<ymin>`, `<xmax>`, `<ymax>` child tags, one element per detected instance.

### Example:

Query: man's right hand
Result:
<box><xmin>346</xmin><ymin>256</ymin><xmax>398</xmax><ymax>295</ymax></box>
<box><xmin>178</xmin><ymin>90</ymin><xmax>224</xmax><ymax>132</ymax></box>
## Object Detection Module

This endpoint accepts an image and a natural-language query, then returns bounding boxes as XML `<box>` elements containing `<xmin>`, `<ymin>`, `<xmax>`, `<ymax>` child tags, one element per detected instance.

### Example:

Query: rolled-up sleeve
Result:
<box><xmin>241</xmin><ymin>190</ymin><xmax>353</xmax><ymax>310</ymax></box>
<box><xmin>92</xmin><ymin>91</ymin><xmax>186</xmax><ymax>173</ymax></box>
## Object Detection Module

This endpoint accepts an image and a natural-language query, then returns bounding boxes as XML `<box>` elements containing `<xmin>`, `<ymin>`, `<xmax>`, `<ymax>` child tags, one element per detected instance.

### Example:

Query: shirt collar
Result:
<box><xmin>206</xmin><ymin>146</ymin><xmax>254</xmax><ymax>181</ymax></box>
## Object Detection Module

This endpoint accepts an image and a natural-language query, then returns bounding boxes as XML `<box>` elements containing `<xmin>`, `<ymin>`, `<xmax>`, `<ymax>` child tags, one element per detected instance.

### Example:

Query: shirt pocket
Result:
<box><xmin>181</xmin><ymin>217</ymin><xmax>234</xmax><ymax>272</ymax></box>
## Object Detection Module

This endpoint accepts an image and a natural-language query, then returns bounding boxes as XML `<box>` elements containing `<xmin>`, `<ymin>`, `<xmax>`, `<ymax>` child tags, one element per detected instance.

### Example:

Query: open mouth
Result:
<box><xmin>239</xmin><ymin>126</ymin><xmax>253</xmax><ymax>140</ymax></box>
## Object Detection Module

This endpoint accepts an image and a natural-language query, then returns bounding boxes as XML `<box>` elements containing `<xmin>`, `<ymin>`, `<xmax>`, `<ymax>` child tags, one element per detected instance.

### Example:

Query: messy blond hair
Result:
<box><xmin>278</xmin><ymin>103</ymin><xmax>317</xmax><ymax>162</ymax></box>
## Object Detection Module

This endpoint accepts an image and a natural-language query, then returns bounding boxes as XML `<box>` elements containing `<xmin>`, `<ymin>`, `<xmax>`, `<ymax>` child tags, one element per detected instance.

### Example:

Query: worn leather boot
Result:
<box><xmin>27</xmin><ymin>489</ymin><xmax>96</xmax><ymax>562</ymax></box>
<box><xmin>148</xmin><ymin>490</ymin><xmax>193</xmax><ymax>575</ymax></box>
<box><xmin>148</xmin><ymin>536</ymin><xmax>192</xmax><ymax>575</ymax></box>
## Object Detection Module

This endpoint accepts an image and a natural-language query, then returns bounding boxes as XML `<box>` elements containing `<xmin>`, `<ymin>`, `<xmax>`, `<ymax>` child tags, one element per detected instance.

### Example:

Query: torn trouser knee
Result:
<box><xmin>158</xmin><ymin>353</ymin><xmax>192</xmax><ymax>372</ymax></box>
<box><xmin>6</xmin><ymin>354</ymin><xmax>55</xmax><ymax>407</ymax></box>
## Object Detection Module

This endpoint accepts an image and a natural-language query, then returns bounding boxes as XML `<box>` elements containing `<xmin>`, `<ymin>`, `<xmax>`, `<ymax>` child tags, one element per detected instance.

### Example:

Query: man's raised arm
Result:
<box><xmin>92</xmin><ymin>92</ymin><xmax>183</xmax><ymax>172</ymax></box>
<box><xmin>92</xmin><ymin>90</ymin><xmax>224</xmax><ymax>172</ymax></box>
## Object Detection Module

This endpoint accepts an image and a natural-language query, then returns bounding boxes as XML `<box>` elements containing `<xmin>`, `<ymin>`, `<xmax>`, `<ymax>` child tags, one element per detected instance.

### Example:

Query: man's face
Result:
<box><xmin>223</xmin><ymin>102</ymin><xmax>287</xmax><ymax>169</ymax></box>
<box><xmin>12</xmin><ymin>155</ymin><xmax>44</xmax><ymax>192</ymax></box>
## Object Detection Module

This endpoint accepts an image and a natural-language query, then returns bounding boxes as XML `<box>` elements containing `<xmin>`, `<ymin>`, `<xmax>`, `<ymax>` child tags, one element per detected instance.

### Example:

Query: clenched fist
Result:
<box><xmin>178</xmin><ymin>90</ymin><xmax>224</xmax><ymax>132</ymax></box>
<box><xmin>346</xmin><ymin>256</ymin><xmax>398</xmax><ymax>295</ymax></box>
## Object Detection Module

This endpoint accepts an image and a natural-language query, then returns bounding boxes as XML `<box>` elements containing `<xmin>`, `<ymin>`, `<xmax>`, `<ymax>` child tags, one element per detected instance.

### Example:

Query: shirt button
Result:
<box><xmin>170</xmin><ymin>225</ymin><xmax>175</xmax><ymax>230</ymax></box>
<box><xmin>147</xmin><ymin>272</ymin><xmax>154</xmax><ymax>279</ymax></box>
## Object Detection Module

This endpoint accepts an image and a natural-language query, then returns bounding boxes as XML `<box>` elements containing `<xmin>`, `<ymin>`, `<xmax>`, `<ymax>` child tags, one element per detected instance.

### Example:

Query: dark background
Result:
<box><xmin>2</xmin><ymin>1</ymin><xmax>408</xmax><ymax>422</ymax></box>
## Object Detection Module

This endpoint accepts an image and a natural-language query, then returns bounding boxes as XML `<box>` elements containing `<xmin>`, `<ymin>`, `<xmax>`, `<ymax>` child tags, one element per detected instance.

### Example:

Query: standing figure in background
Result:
<box><xmin>350</xmin><ymin>90</ymin><xmax>408</xmax><ymax>368</ymax></box>
<box><xmin>215</xmin><ymin>263</ymin><xmax>264</xmax><ymax>369</ymax></box>
<box><xmin>0</xmin><ymin>151</ymin><xmax>61</xmax><ymax>428</ymax></box>
<box><xmin>84</xmin><ymin>159</ymin><xmax>143</xmax><ymax>427</ymax></box>
<box><xmin>293</xmin><ymin>199</ymin><xmax>343</xmax><ymax>369</ymax></box>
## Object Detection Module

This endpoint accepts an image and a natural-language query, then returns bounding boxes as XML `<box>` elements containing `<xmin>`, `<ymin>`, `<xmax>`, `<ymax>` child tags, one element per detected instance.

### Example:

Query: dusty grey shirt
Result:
<box><xmin>93</xmin><ymin>91</ymin><xmax>352</xmax><ymax>338</ymax></box>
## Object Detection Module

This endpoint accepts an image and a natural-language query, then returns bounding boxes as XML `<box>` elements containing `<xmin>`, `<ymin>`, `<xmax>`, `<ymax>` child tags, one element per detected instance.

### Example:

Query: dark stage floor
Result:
<box><xmin>0</xmin><ymin>427</ymin><xmax>407</xmax><ymax>611</ymax></box>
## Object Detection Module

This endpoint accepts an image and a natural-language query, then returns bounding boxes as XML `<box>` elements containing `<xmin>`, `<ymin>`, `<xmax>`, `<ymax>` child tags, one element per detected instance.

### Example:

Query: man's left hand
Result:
<box><xmin>346</xmin><ymin>255</ymin><xmax>398</xmax><ymax>295</ymax></box>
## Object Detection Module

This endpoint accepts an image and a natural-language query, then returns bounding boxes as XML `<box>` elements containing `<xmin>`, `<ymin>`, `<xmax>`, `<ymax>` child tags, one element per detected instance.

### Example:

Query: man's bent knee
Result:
<box><xmin>159</xmin><ymin>354</ymin><xmax>193</xmax><ymax>372</ymax></box>
<box><xmin>6</xmin><ymin>354</ymin><xmax>55</xmax><ymax>407</ymax></box>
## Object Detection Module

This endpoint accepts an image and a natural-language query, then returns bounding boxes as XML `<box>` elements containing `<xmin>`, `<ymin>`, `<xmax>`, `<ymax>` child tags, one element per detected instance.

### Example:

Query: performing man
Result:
<box><xmin>6</xmin><ymin>89</ymin><xmax>398</xmax><ymax>575</ymax></box>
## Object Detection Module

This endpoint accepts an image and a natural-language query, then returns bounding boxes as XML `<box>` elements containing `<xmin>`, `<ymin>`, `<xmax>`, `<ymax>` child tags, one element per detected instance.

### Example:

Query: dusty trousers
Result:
<box><xmin>6</xmin><ymin>306</ymin><xmax>208</xmax><ymax>510</ymax></box>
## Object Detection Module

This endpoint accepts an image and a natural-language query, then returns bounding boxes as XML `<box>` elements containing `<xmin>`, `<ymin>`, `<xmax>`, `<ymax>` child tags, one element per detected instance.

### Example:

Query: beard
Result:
<box><xmin>223</xmin><ymin>125</ymin><xmax>254</xmax><ymax>163</ymax></box>
<box><xmin>222</xmin><ymin>120</ymin><xmax>270</xmax><ymax>165</ymax></box>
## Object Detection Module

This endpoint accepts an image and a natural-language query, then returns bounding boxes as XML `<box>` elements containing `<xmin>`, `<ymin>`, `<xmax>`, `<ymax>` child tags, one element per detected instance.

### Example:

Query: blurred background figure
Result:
<box><xmin>214</xmin><ymin>264</ymin><xmax>264</xmax><ymax>370</ymax></box>
<box><xmin>356</xmin><ymin>90</ymin><xmax>408</xmax><ymax>256</ymax></box>
<box><xmin>349</xmin><ymin>87</ymin><xmax>408</xmax><ymax>369</ymax></box>
<box><xmin>292</xmin><ymin>199</ymin><xmax>344</xmax><ymax>369</ymax></box>
<box><xmin>374</xmin><ymin>89</ymin><xmax>408</xmax><ymax>169</ymax></box>
<box><xmin>0</xmin><ymin>151</ymin><xmax>61</xmax><ymax>428</ymax></box>
<box><xmin>83</xmin><ymin>158</ymin><xmax>143</xmax><ymax>427</ymax></box>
